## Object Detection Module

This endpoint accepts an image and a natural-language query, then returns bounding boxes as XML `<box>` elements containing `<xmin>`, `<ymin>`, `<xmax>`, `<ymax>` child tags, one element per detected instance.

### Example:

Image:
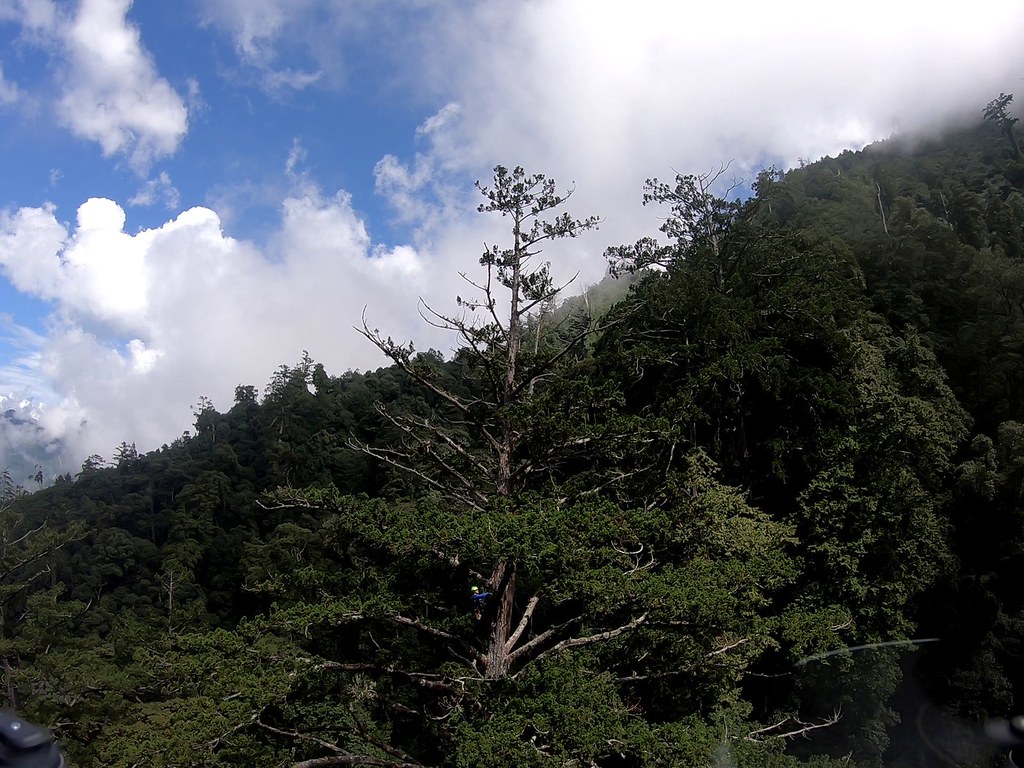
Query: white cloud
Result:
<box><xmin>378</xmin><ymin>0</ymin><xmax>1024</xmax><ymax>250</ymax></box>
<box><xmin>260</xmin><ymin>67</ymin><xmax>323</xmax><ymax>92</ymax></box>
<box><xmin>375</xmin><ymin>153</ymin><xmax>435</xmax><ymax>225</ymax></box>
<box><xmin>0</xmin><ymin>0</ymin><xmax>56</xmax><ymax>31</ymax></box>
<box><xmin>0</xmin><ymin>64</ymin><xmax>21</xmax><ymax>105</ymax></box>
<box><xmin>213</xmin><ymin>1</ymin><xmax>1024</xmax><ymax>261</ymax></box>
<box><xmin>285</xmin><ymin>138</ymin><xmax>307</xmax><ymax>179</ymax></box>
<box><xmin>184</xmin><ymin>77</ymin><xmax>205</xmax><ymax>115</ymax></box>
<box><xmin>0</xmin><ymin>316</ymin><xmax>49</xmax><ymax>398</ymax></box>
<box><xmin>0</xmin><ymin>395</ymin><xmax>67</xmax><ymax>485</ymax></box>
<box><xmin>0</xmin><ymin>204</ymin><xmax>69</xmax><ymax>301</ymax></box>
<box><xmin>200</xmin><ymin>0</ymin><xmax>445</xmax><ymax>94</ymax></box>
<box><xmin>375</xmin><ymin>103</ymin><xmax>473</xmax><ymax>240</ymax></box>
<box><xmin>417</xmin><ymin>102</ymin><xmax>461</xmax><ymax>138</ymax></box>
<box><xmin>129</xmin><ymin>171</ymin><xmax>180</xmax><ymax>210</ymax></box>
<box><xmin>199</xmin><ymin>0</ymin><xmax>324</xmax><ymax>91</ymax></box>
<box><xmin>0</xmin><ymin>0</ymin><xmax>189</xmax><ymax>172</ymax></box>
<box><xmin>55</xmin><ymin>0</ymin><xmax>188</xmax><ymax>173</ymax></box>
<box><xmin>5</xmin><ymin>0</ymin><xmax>1024</xmax><ymax>477</ymax></box>
<box><xmin>0</xmin><ymin>318</ymin><xmax>66</xmax><ymax>482</ymax></box>
<box><xmin>0</xmin><ymin>188</ymin><xmax>451</xmax><ymax>469</ymax></box>
<box><xmin>201</xmin><ymin>0</ymin><xmax>297</xmax><ymax>63</ymax></box>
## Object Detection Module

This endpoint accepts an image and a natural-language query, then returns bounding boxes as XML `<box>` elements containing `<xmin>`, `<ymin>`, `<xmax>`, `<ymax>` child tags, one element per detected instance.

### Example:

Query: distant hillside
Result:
<box><xmin>762</xmin><ymin>118</ymin><xmax>1024</xmax><ymax>430</ymax></box>
<box><xmin>0</xmin><ymin>403</ymin><xmax>65</xmax><ymax>489</ymax></box>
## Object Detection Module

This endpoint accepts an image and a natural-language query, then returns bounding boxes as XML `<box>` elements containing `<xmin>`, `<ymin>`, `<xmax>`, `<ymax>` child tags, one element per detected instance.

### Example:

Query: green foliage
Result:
<box><xmin>984</xmin><ymin>92</ymin><xmax>1022</xmax><ymax>161</ymax></box>
<box><xmin>6</xmin><ymin>123</ymin><xmax>1024</xmax><ymax>765</ymax></box>
<box><xmin>205</xmin><ymin>447</ymin><xmax>800</xmax><ymax>766</ymax></box>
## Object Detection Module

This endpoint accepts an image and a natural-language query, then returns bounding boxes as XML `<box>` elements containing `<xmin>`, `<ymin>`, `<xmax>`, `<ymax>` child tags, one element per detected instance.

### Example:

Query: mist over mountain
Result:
<box><xmin>0</xmin><ymin>397</ymin><xmax>70</xmax><ymax>487</ymax></box>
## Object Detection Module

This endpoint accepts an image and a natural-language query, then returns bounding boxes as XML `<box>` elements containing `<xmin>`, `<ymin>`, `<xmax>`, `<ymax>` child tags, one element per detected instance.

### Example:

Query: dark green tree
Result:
<box><xmin>598</xmin><ymin>170</ymin><xmax>970</xmax><ymax>765</ymax></box>
<box><xmin>984</xmin><ymin>93</ymin><xmax>1023</xmax><ymax>161</ymax></box>
<box><xmin>0</xmin><ymin>470</ymin><xmax>85</xmax><ymax>710</ymax></box>
<box><xmin>357</xmin><ymin>164</ymin><xmax>603</xmax><ymax>680</ymax></box>
<box><xmin>184</xmin><ymin>167</ymin><xmax>812</xmax><ymax>766</ymax></box>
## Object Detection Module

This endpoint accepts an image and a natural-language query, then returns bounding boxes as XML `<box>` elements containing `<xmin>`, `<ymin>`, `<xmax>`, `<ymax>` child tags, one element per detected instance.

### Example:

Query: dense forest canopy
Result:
<box><xmin>1</xmin><ymin>109</ymin><xmax>1024</xmax><ymax>767</ymax></box>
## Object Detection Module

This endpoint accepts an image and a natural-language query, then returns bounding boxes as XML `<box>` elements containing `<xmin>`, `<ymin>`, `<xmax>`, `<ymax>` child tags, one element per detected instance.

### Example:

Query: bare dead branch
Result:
<box><xmin>348</xmin><ymin>439</ymin><xmax>486</xmax><ymax>512</ymax></box>
<box><xmin>746</xmin><ymin>710</ymin><xmax>842</xmax><ymax>742</ymax></box>
<box><xmin>505</xmin><ymin>614</ymin><xmax>584</xmax><ymax>666</ymax></box>
<box><xmin>399</xmin><ymin>412</ymin><xmax>494</xmax><ymax>480</ymax></box>
<box><xmin>505</xmin><ymin>596</ymin><xmax>540</xmax><ymax>653</ymax></box>
<box><xmin>527</xmin><ymin>614</ymin><xmax>648</xmax><ymax>666</ymax></box>
<box><xmin>414</xmin><ymin>301</ymin><xmax>465</xmax><ymax>333</ymax></box>
<box><xmin>509</xmin><ymin>613</ymin><xmax>648</xmax><ymax>672</ymax></box>
<box><xmin>254</xmin><ymin>711</ymin><xmax>427</xmax><ymax>768</ymax></box>
<box><xmin>467</xmin><ymin>257</ymin><xmax>509</xmax><ymax>346</ymax></box>
<box><xmin>208</xmin><ymin>711</ymin><xmax>259</xmax><ymax>750</ymax></box>
<box><xmin>611</xmin><ymin>542</ymin><xmax>656</xmax><ymax>575</ymax></box>
<box><xmin>0</xmin><ymin>553</ymin><xmax>53</xmax><ymax>588</ymax></box>
<box><xmin>317</xmin><ymin>662</ymin><xmax>477</xmax><ymax>694</ymax></box>
<box><xmin>352</xmin><ymin>714</ymin><xmax>426</xmax><ymax>767</ymax></box>
<box><xmin>5</xmin><ymin>522</ymin><xmax>46</xmax><ymax>548</ymax></box>
<box><xmin>355</xmin><ymin>313</ymin><xmax>474</xmax><ymax>419</ymax></box>
<box><xmin>390</xmin><ymin>615</ymin><xmax>486</xmax><ymax>666</ymax></box>
<box><xmin>510</xmin><ymin>315</ymin><xmax>623</xmax><ymax>402</ymax></box>
<box><xmin>257</xmin><ymin>715</ymin><xmax>346</xmax><ymax>756</ymax></box>
<box><xmin>708</xmin><ymin>637</ymin><xmax>749</xmax><ymax>657</ymax></box>
<box><xmin>368</xmin><ymin>405</ymin><xmax>491</xmax><ymax>504</ymax></box>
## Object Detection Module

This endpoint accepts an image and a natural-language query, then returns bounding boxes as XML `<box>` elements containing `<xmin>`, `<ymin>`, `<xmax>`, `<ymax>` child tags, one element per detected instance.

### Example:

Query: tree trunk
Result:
<box><xmin>876</xmin><ymin>183</ymin><xmax>889</xmax><ymax>236</ymax></box>
<box><xmin>1006</xmin><ymin>126</ymin><xmax>1024</xmax><ymax>161</ymax></box>
<box><xmin>482</xmin><ymin>215</ymin><xmax>524</xmax><ymax>680</ymax></box>
<box><xmin>484</xmin><ymin>560</ymin><xmax>517</xmax><ymax>679</ymax></box>
<box><xmin>3</xmin><ymin>657</ymin><xmax>16</xmax><ymax>709</ymax></box>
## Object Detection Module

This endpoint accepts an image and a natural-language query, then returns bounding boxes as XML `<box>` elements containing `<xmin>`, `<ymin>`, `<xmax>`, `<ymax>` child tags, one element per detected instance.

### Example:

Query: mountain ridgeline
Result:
<box><xmin>2</xmin><ymin>115</ymin><xmax>1024</xmax><ymax>767</ymax></box>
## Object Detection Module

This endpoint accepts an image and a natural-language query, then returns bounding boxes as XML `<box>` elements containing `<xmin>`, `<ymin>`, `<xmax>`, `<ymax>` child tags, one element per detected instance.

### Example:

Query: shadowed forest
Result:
<box><xmin>3</xmin><ymin>103</ymin><xmax>1024</xmax><ymax>767</ymax></box>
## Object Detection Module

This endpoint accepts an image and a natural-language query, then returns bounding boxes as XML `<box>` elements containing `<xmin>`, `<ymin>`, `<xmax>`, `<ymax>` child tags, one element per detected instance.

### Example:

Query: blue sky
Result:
<box><xmin>1</xmin><ymin>0</ymin><xmax>1023</xmax><ymax>483</ymax></box>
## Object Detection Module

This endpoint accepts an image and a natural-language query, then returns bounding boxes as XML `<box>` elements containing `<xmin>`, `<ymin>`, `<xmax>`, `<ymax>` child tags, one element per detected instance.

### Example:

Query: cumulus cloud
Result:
<box><xmin>0</xmin><ymin>199</ymin><xmax>148</xmax><ymax>333</ymax></box>
<box><xmin>2</xmin><ymin>0</ymin><xmax>188</xmax><ymax>171</ymax></box>
<box><xmin>6</xmin><ymin>0</ymin><xmax>1024</xmax><ymax>477</ymax></box>
<box><xmin>0</xmin><ymin>204</ymin><xmax>69</xmax><ymax>302</ymax></box>
<box><xmin>54</xmin><ymin>0</ymin><xmax>188</xmax><ymax>173</ymax></box>
<box><xmin>0</xmin><ymin>185</ymin><xmax>458</xmax><ymax>470</ymax></box>
<box><xmin>0</xmin><ymin>165</ymin><xmax>598</xmax><ymax>476</ymax></box>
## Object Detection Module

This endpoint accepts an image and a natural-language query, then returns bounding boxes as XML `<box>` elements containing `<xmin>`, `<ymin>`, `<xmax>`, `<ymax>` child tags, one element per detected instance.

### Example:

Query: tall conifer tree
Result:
<box><xmin>357</xmin><ymin>165</ymin><xmax>601</xmax><ymax>679</ymax></box>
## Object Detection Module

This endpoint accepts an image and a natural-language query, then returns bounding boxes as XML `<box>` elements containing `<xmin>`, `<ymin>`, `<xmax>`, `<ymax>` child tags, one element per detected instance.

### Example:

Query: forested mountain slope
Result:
<box><xmin>0</xmin><ymin>114</ymin><xmax>1022</xmax><ymax>767</ymax></box>
<box><xmin>764</xmin><ymin>118</ymin><xmax>1024</xmax><ymax>430</ymax></box>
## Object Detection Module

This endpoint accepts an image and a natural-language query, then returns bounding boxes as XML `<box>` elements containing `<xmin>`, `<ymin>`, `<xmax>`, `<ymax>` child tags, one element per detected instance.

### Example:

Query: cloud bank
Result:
<box><xmin>398</xmin><ymin>1</ymin><xmax>1024</xmax><ymax>237</ymax></box>
<box><xmin>0</xmin><ymin>184</ymin><xmax>447</xmax><ymax>474</ymax></box>
<box><xmin>3</xmin><ymin>0</ymin><xmax>1024</xmax><ymax>478</ymax></box>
